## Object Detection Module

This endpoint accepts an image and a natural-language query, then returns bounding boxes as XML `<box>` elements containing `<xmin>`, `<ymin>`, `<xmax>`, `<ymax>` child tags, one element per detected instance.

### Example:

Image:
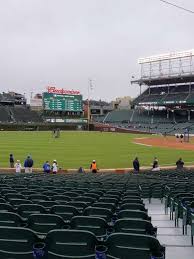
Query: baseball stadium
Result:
<box><xmin>1</xmin><ymin>0</ymin><xmax>194</xmax><ymax>258</ymax></box>
<box><xmin>0</xmin><ymin>49</ymin><xmax>194</xmax><ymax>259</ymax></box>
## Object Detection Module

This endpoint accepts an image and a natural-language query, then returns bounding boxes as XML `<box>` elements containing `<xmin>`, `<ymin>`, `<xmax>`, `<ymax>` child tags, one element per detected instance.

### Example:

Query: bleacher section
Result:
<box><xmin>0</xmin><ymin>171</ymin><xmax>193</xmax><ymax>258</ymax></box>
<box><xmin>104</xmin><ymin>110</ymin><xmax>133</xmax><ymax>123</ymax></box>
<box><xmin>0</xmin><ymin>106</ymin><xmax>11</xmax><ymax>122</ymax></box>
<box><xmin>11</xmin><ymin>107</ymin><xmax>42</xmax><ymax>123</ymax></box>
<box><xmin>133</xmin><ymin>84</ymin><xmax>192</xmax><ymax>105</ymax></box>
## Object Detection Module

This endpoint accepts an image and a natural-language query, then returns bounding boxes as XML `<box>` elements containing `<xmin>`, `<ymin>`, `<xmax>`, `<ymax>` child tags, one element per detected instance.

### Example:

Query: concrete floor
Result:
<box><xmin>145</xmin><ymin>199</ymin><xmax>194</xmax><ymax>259</ymax></box>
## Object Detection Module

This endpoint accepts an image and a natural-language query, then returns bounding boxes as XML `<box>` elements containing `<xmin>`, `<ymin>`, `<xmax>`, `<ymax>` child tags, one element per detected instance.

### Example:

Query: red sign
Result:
<box><xmin>47</xmin><ymin>86</ymin><xmax>80</xmax><ymax>95</ymax></box>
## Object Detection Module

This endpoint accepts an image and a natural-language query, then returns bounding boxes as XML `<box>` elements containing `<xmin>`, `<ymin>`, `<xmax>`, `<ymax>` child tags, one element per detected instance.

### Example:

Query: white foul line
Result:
<box><xmin>133</xmin><ymin>142</ymin><xmax>152</xmax><ymax>147</ymax></box>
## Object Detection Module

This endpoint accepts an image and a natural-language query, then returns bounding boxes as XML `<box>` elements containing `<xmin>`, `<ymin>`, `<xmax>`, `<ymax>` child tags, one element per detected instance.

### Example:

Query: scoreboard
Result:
<box><xmin>43</xmin><ymin>92</ymin><xmax>83</xmax><ymax>112</ymax></box>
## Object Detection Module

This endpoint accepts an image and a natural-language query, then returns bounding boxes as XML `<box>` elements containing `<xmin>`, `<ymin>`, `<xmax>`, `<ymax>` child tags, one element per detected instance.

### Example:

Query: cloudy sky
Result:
<box><xmin>0</xmin><ymin>0</ymin><xmax>193</xmax><ymax>101</ymax></box>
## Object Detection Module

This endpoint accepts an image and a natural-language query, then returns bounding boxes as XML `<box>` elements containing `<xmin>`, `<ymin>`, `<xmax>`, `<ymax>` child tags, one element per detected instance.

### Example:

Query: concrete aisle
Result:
<box><xmin>145</xmin><ymin>199</ymin><xmax>194</xmax><ymax>259</ymax></box>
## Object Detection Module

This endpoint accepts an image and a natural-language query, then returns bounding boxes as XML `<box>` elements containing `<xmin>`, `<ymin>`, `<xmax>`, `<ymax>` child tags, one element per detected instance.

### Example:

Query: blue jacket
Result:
<box><xmin>24</xmin><ymin>158</ymin><xmax>33</xmax><ymax>168</ymax></box>
<box><xmin>43</xmin><ymin>163</ymin><xmax>51</xmax><ymax>172</ymax></box>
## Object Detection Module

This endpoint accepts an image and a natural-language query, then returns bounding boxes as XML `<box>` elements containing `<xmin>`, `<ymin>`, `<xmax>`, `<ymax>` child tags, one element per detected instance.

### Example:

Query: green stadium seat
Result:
<box><xmin>50</xmin><ymin>205</ymin><xmax>79</xmax><ymax>223</ymax></box>
<box><xmin>114</xmin><ymin>219</ymin><xmax>157</xmax><ymax>236</ymax></box>
<box><xmin>84</xmin><ymin>207</ymin><xmax>113</xmax><ymax>222</ymax></box>
<box><xmin>0</xmin><ymin>226</ymin><xmax>39</xmax><ymax>259</ymax></box>
<box><xmin>105</xmin><ymin>233</ymin><xmax>165</xmax><ymax>259</ymax></box>
<box><xmin>17</xmin><ymin>204</ymin><xmax>47</xmax><ymax>220</ymax></box>
<box><xmin>9</xmin><ymin>199</ymin><xmax>33</xmax><ymax>208</ymax></box>
<box><xmin>71</xmin><ymin>216</ymin><xmax>107</xmax><ymax>238</ymax></box>
<box><xmin>27</xmin><ymin>213</ymin><xmax>65</xmax><ymax>236</ymax></box>
<box><xmin>67</xmin><ymin>201</ymin><xmax>88</xmax><ymax>213</ymax></box>
<box><xmin>118</xmin><ymin>210</ymin><xmax>151</xmax><ymax>221</ymax></box>
<box><xmin>51</xmin><ymin>195</ymin><xmax>71</xmax><ymax>202</ymax></box>
<box><xmin>0</xmin><ymin>203</ymin><xmax>15</xmax><ymax>212</ymax></box>
<box><xmin>0</xmin><ymin>212</ymin><xmax>23</xmax><ymax>227</ymax></box>
<box><xmin>120</xmin><ymin>203</ymin><xmax>148</xmax><ymax>212</ymax></box>
<box><xmin>45</xmin><ymin>229</ymin><xmax>97</xmax><ymax>258</ymax></box>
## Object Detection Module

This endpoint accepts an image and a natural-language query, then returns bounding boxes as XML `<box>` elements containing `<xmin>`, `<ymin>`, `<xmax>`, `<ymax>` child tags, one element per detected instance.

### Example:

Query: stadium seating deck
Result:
<box><xmin>0</xmin><ymin>171</ymin><xmax>193</xmax><ymax>258</ymax></box>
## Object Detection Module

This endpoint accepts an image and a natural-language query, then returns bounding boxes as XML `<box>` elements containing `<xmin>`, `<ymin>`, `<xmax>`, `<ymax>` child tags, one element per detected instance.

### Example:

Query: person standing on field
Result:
<box><xmin>52</xmin><ymin>160</ymin><xmax>58</xmax><ymax>174</ymax></box>
<box><xmin>24</xmin><ymin>155</ymin><xmax>34</xmax><ymax>173</ymax></box>
<box><xmin>9</xmin><ymin>154</ymin><xmax>14</xmax><ymax>168</ymax></box>
<box><xmin>176</xmin><ymin>158</ymin><xmax>184</xmax><ymax>170</ymax></box>
<box><xmin>15</xmin><ymin>160</ymin><xmax>22</xmax><ymax>174</ymax></box>
<box><xmin>43</xmin><ymin>161</ymin><xmax>51</xmax><ymax>174</ymax></box>
<box><xmin>90</xmin><ymin>160</ymin><xmax>98</xmax><ymax>173</ymax></box>
<box><xmin>133</xmin><ymin>157</ymin><xmax>140</xmax><ymax>173</ymax></box>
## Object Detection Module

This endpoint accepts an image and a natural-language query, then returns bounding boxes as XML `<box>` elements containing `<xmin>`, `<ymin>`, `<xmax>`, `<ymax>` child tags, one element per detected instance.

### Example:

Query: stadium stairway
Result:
<box><xmin>146</xmin><ymin>199</ymin><xmax>194</xmax><ymax>259</ymax></box>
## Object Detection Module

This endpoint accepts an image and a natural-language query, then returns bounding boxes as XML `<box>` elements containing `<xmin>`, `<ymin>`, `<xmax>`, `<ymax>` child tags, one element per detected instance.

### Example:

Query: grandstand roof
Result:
<box><xmin>132</xmin><ymin>73</ymin><xmax>194</xmax><ymax>86</ymax></box>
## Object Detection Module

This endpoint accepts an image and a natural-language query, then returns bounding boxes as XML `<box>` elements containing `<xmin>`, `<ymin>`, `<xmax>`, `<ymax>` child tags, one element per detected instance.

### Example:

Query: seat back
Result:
<box><xmin>46</xmin><ymin>229</ymin><xmax>96</xmax><ymax>258</ymax></box>
<box><xmin>50</xmin><ymin>205</ymin><xmax>79</xmax><ymax>222</ymax></box>
<box><xmin>0</xmin><ymin>212</ymin><xmax>23</xmax><ymax>227</ymax></box>
<box><xmin>114</xmin><ymin>219</ymin><xmax>155</xmax><ymax>235</ymax></box>
<box><xmin>118</xmin><ymin>210</ymin><xmax>149</xmax><ymax>220</ymax></box>
<box><xmin>84</xmin><ymin>207</ymin><xmax>112</xmax><ymax>222</ymax></box>
<box><xmin>106</xmin><ymin>233</ymin><xmax>164</xmax><ymax>259</ymax></box>
<box><xmin>17</xmin><ymin>204</ymin><xmax>47</xmax><ymax>219</ymax></box>
<box><xmin>120</xmin><ymin>203</ymin><xmax>147</xmax><ymax>212</ymax></box>
<box><xmin>0</xmin><ymin>226</ymin><xmax>38</xmax><ymax>259</ymax></box>
<box><xmin>71</xmin><ymin>216</ymin><xmax>107</xmax><ymax>237</ymax></box>
<box><xmin>27</xmin><ymin>214</ymin><xmax>65</xmax><ymax>235</ymax></box>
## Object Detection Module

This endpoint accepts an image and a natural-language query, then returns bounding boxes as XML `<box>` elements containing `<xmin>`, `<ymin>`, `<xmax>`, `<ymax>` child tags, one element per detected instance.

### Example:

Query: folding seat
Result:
<box><xmin>28</xmin><ymin>194</ymin><xmax>49</xmax><ymax>202</ymax></box>
<box><xmin>20</xmin><ymin>190</ymin><xmax>39</xmax><ymax>197</ymax></box>
<box><xmin>0</xmin><ymin>198</ymin><xmax>6</xmax><ymax>203</ymax></box>
<box><xmin>0</xmin><ymin>226</ymin><xmax>38</xmax><ymax>259</ymax></box>
<box><xmin>52</xmin><ymin>188</ymin><xmax>65</xmax><ymax>194</ymax></box>
<box><xmin>74</xmin><ymin>196</ymin><xmax>96</xmax><ymax>205</ymax></box>
<box><xmin>51</xmin><ymin>195</ymin><xmax>71</xmax><ymax>202</ymax></box>
<box><xmin>93</xmin><ymin>202</ymin><xmax>116</xmax><ymax>213</ymax></box>
<box><xmin>63</xmin><ymin>191</ymin><xmax>79</xmax><ymax>198</ymax></box>
<box><xmin>106</xmin><ymin>190</ymin><xmax>122</xmax><ymax>196</ymax></box>
<box><xmin>45</xmin><ymin>229</ymin><xmax>97</xmax><ymax>258</ymax></box>
<box><xmin>105</xmin><ymin>233</ymin><xmax>165</xmax><ymax>259</ymax></box>
<box><xmin>72</xmin><ymin>189</ymin><xmax>86</xmax><ymax>195</ymax></box>
<box><xmin>114</xmin><ymin>219</ymin><xmax>157</xmax><ymax>236</ymax></box>
<box><xmin>122</xmin><ymin>193</ymin><xmax>141</xmax><ymax>199</ymax></box>
<box><xmin>121</xmin><ymin>198</ymin><xmax>143</xmax><ymax>204</ymax></box>
<box><xmin>67</xmin><ymin>201</ymin><xmax>88</xmax><ymax>213</ymax></box>
<box><xmin>50</xmin><ymin>205</ymin><xmax>79</xmax><ymax>223</ymax></box>
<box><xmin>37</xmin><ymin>200</ymin><xmax>59</xmax><ymax>210</ymax></box>
<box><xmin>120</xmin><ymin>203</ymin><xmax>148</xmax><ymax>212</ymax></box>
<box><xmin>9</xmin><ymin>199</ymin><xmax>33</xmax><ymax>208</ymax></box>
<box><xmin>118</xmin><ymin>210</ymin><xmax>151</xmax><ymax>221</ymax></box>
<box><xmin>104</xmin><ymin>194</ymin><xmax>120</xmax><ymax>200</ymax></box>
<box><xmin>1</xmin><ymin>189</ymin><xmax>17</xmax><ymax>196</ymax></box>
<box><xmin>17</xmin><ymin>204</ymin><xmax>47</xmax><ymax>220</ymax></box>
<box><xmin>84</xmin><ymin>193</ymin><xmax>100</xmax><ymax>200</ymax></box>
<box><xmin>88</xmin><ymin>190</ymin><xmax>104</xmax><ymax>196</ymax></box>
<box><xmin>84</xmin><ymin>207</ymin><xmax>113</xmax><ymax>222</ymax></box>
<box><xmin>0</xmin><ymin>212</ymin><xmax>23</xmax><ymax>227</ymax></box>
<box><xmin>99</xmin><ymin>197</ymin><xmax>118</xmax><ymax>205</ymax></box>
<box><xmin>71</xmin><ymin>216</ymin><xmax>107</xmax><ymax>239</ymax></box>
<box><xmin>42</xmin><ymin>191</ymin><xmax>58</xmax><ymax>197</ymax></box>
<box><xmin>27</xmin><ymin>213</ymin><xmax>65</xmax><ymax>236</ymax></box>
<box><xmin>5</xmin><ymin>193</ymin><xmax>26</xmax><ymax>201</ymax></box>
<box><xmin>0</xmin><ymin>203</ymin><xmax>15</xmax><ymax>212</ymax></box>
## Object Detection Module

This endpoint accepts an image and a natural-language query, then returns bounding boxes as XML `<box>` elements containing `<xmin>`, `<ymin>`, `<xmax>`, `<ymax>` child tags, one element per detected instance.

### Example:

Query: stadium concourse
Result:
<box><xmin>0</xmin><ymin>170</ymin><xmax>193</xmax><ymax>258</ymax></box>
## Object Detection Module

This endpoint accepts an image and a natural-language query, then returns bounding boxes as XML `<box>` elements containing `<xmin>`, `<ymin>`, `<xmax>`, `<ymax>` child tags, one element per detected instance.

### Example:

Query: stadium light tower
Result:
<box><xmin>87</xmin><ymin>79</ymin><xmax>93</xmax><ymax>131</ymax></box>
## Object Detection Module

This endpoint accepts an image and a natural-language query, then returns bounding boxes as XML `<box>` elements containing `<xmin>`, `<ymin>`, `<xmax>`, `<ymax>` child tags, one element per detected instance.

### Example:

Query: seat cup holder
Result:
<box><xmin>33</xmin><ymin>242</ymin><xmax>47</xmax><ymax>259</ymax></box>
<box><xmin>95</xmin><ymin>245</ymin><xmax>107</xmax><ymax>259</ymax></box>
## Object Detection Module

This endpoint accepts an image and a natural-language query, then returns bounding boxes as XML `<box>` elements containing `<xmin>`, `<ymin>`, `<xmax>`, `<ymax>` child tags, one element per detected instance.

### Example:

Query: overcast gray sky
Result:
<box><xmin>0</xmin><ymin>0</ymin><xmax>193</xmax><ymax>101</ymax></box>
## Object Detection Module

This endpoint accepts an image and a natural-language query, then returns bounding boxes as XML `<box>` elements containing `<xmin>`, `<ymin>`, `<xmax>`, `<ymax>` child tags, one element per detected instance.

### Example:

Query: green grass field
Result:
<box><xmin>0</xmin><ymin>131</ymin><xmax>193</xmax><ymax>169</ymax></box>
